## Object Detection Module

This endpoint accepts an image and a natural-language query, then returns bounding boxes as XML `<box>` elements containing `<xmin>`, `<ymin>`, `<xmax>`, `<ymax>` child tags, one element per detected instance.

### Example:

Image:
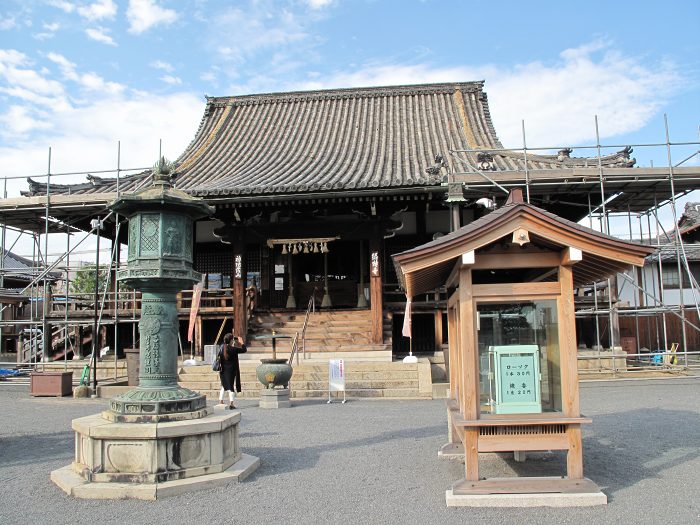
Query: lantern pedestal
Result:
<box><xmin>51</xmin><ymin>410</ymin><xmax>260</xmax><ymax>501</ymax></box>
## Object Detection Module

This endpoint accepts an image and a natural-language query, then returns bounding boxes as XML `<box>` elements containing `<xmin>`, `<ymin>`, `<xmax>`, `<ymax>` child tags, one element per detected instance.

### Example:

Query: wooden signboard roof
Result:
<box><xmin>393</xmin><ymin>196</ymin><xmax>656</xmax><ymax>297</ymax></box>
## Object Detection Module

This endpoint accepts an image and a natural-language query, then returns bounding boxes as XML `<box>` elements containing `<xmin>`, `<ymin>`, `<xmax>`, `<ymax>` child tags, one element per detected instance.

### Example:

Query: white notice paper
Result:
<box><xmin>274</xmin><ymin>277</ymin><xmax>284</xmax><ymax>291</ymax></box>
<box><xmin>329</xmin><ymin>359</ymin><xmax>345</xmax><ymax>392</ymax></box>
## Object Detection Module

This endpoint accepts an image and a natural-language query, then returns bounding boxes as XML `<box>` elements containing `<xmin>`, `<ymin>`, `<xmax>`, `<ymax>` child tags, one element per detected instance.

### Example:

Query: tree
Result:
<box><xmin>70</xmin><ymin>264</ymin><xmax>110</xmax><ymax>296</ymax></box>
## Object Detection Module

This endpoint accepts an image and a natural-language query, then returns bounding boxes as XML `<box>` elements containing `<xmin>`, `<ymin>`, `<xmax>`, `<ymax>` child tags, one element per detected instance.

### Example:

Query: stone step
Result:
<box><xmin>179</xmin><ymin>362</ymin><xmax>422</xmax><ymax>374</ymax></box>
<box><xmin>191</xmin><ymin>387</ymin><xmax>425</xmax><ymax>399</ymax></box>
<box><xmin>180</xmin><ymin>370</ymin><xmax>424</xmax><ymax>383</ymax></box>
<box><xmin>179</xmin><ymin>378</ymin><xmax>418</xmax><ymax>391</ymax></box>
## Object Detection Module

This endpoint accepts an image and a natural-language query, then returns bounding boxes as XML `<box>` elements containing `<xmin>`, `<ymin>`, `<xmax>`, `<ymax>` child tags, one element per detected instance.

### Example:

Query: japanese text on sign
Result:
<box><xmin>499</xmin><ymin>354</ymin><xmax>537</xmax><ymax>403</ymax></box>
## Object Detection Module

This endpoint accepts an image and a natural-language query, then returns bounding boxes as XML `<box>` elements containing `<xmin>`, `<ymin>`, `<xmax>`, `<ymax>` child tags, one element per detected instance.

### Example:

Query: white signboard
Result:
<box><xmin>328</xmin><ymin>359</ymin><xmax>347</xmax><ymax>403</ymax></box>
<box><xmin>329</xmin><ymin>359</ymin><xmax>345</xmax><ymax>391</ymax></box>
<box><xmin>274</xmin><ymin>277</ymin><xmax>284</xmax><ymax>291</ymax></box>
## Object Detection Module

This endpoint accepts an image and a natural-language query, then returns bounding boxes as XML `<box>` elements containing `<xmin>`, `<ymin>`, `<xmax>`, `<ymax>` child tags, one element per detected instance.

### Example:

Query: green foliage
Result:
<box><xmin>70</xmin><ymin>264</ymin><xmax>110</xmax><ymax>295</ymax></box>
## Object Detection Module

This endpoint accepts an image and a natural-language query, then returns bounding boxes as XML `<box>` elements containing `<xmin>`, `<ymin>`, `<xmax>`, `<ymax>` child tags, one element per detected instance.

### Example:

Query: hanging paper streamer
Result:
<box><xmin>402</xmin><ymin>298</ymin><xmax>412</xmax><ymax>338</ymax></box>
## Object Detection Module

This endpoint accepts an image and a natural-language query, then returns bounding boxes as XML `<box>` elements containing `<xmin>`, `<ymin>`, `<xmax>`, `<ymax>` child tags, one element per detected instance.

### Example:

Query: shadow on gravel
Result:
<box><xmin>581</xmin><ymin>407</ymin><xmax>700</xmax><ymax>502</ymax></box>
<box><xmin>479</xmin><ymin>406</ymin><xmax>700</xmax><ymax>504</ymax></box>
<box><xmin>0</xmin><ymin>431</ymin><xmax>74</xmax><ymax>467</ymax></box>
<box><xmin>244</xmin><ymin>423</ymin><xmax>445</xmax><ymax>479</ymax></box>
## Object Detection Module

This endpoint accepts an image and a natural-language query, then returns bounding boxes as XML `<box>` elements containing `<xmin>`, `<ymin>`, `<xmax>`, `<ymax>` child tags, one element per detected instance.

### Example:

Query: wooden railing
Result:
<box><xmin>19</xmin><ymin>288</ymin><xmax>236</xmax><ymax>319</ymax></box>
<box><xmin>177</xmin><ymin>288</ymin><xmax>234</xmax><ymax>312</ymax></box>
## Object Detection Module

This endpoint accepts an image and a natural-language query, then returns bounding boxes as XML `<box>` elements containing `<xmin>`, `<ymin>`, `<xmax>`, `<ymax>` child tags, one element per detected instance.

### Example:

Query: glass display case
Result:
<box><xmin>477</xmin><ymin>300</ymin><xmax>561</xmax><ymax>414</ymax></box>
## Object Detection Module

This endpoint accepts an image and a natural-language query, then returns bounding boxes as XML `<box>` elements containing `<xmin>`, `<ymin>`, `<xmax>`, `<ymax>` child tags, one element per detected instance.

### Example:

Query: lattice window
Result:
<box><xmin>140</xmin><ymin>214</ymin><xmax>160</xmax><ymax>255</ymax></box>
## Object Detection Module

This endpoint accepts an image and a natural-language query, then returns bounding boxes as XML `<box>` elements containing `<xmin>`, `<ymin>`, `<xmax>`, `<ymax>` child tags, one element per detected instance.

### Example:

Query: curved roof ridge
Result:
<box><xmin>206</xmin><ymin>81</ymin><xmax>486</xmax><ymax>106</ymax></box>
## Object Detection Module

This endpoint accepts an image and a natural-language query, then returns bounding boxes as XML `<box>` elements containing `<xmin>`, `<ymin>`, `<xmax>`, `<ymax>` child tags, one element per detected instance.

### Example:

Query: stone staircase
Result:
<box><xmin>243</xmin><ymin>309</ymin><xmax>391</xmax><ymax>362</ymax></box>
<box><xmin>177</xmin><ymin>360</ymin><xmax>433</xmax><ymax>399</ymax></box>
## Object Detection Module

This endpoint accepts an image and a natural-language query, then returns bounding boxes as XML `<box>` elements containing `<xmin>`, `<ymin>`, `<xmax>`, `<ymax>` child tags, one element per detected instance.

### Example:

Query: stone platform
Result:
<box><xmin>446</xmin><ymin>477</ymin><xmax>607</xmax><ymax>507</ymax></box>
<box><xmin>259</xmin><ymin>388</ymin><xmax>291</xmax><ymax>409</ymax></box>
<box><xmin>51</xmin><ymin>409</ymin><xmax>259</xmax><ymax>500</ymax></box>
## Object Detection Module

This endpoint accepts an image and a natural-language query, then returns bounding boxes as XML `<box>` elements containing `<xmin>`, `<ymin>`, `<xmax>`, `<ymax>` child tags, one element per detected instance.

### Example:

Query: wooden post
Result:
<box><xmin>233</xmin><ymin>233</ymin><xmax>247</xmax><ymax>339</ymax></box>
<box><xmin>558</xmin><ymin>264</ymin><xmax>580</xmax><ymax>417</ymax></box>
<box><xmin>434</xmin><ymin>309</ymin><xmax>443</xmax><ymax>354</ymax></box>
<box><xmin>558</xmin><ymin>263</ymin><xmax>584</xmax><ymax>479</ymax></box>
<box><xmin>566</xmin><ymin>424</ymin><xmax>584</xmax><ymax>479</ymax></box>
<box><xmin>458</xmin><ymin>266</ymin><xmax>479</xmax><ymax>481</ymax></box>
<box><xmin>447</xmin><ymin>292</ymin><xmax>458</xmax><ymax>399</ymax></box>
<box><xmin>369</xmin><ymin>235</ymin><xmax>383</xmax><ymax>344</ymax></box>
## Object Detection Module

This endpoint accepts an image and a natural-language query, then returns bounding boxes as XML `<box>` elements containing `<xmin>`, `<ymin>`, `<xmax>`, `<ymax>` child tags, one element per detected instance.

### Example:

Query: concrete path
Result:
<box><xmin>0</xmin><ymin>378</ymin><xmax>698</xmax><ymax>524</ymax></box>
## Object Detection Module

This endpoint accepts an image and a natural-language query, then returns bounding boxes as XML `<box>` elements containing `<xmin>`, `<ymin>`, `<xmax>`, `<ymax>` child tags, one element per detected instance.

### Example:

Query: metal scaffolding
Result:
<box><xmin>0</xmin><ymin>116</ymin><xmax>699</xmax><ymax>380</ymax></box>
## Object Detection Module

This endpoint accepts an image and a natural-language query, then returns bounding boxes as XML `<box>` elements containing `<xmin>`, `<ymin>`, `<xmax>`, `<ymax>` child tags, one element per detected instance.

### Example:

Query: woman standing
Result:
<box><xmin>218</xmin><ymin>332</ymin><xmax>247</xmax><ymax>409</ymax></box>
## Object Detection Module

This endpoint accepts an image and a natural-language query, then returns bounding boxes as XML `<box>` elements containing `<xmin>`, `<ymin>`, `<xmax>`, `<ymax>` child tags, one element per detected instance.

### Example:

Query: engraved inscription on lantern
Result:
<box><xmin>140</xmin><ymin>303</ymin><xmax>164</xmax><ymax>376</ymax></box>
<box><xmin>128</xmin><ymin>218</ymin><xmax>138</xmax><ymax>260</ymax></box>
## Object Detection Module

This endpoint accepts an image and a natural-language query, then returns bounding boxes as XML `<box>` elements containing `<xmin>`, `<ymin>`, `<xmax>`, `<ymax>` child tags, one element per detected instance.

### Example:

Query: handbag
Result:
<box><xmin>212</xmin><ymin>347</ymin><xmax>222</xmax><ymax>372</ymax></box>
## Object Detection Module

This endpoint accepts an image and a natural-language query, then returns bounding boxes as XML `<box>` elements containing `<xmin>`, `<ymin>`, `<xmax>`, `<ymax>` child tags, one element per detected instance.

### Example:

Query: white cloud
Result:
<box><xmin>77</xmin><ymin>0</ymin><xmax>117</xmax><ymax>21</ymax></box>
<box><xmin>46</xmin><ymin>51</ymin><xmax>124</xmax><ymax>93</ymax></box>
<box><xmin>200</xmin><ymin>70</ymin><xmax>216</xmax><ymax>83</ymax></box>
<box><xmin>0</xmin><ymin>50</ymin><xmax>66</xmax><ymax>98</ymax></box>
<box><xmin>291</xmin><ymin>41</ymin><xmax>680</xmax><ymax>148</ymax></box>
<box><xmin>0</xmin><ymin>91</ymin><xmax>203</xmax><ymax>187</ymax></box>
<box><xmin>33</xmin><ymin>21</ymin><xmax>61</xmax><ymax>41</ymax></box>
<box><xmin>0</xmin><ymin>89</ymin><xmax>204</xmax><ymax>260</ymax></box>
<box><xmin>46</xmin><ymin>1</ymin><xmax>75</xmax><ymax>13</ymax></box>
<box><xmin>85</xmin><ymin>26</ymin><xmax>117</xmax><ymax>46</ymax></box>
<box><xmin>160</xmin><ymin>75</ymin><xmax>181</xmax><ymax>85</ymax></box>
<box><xmin>0</xmin><ymin>16</ymin><xmax>18</xmax><ymax>31</ymax></box>
<box><xmin>212</xmin><ymin>4</ymin><xmax>308</xmax><ymax>63</ymax></box>
<box><xmin>305</xmin><ymin>0</ymin><xmax>334</xmax><ymax>9</ymax></box>
<box><xmin>127</xmin><ymin>0</ymin><xmax>178</xmax><ymax>34</ymax></box>
<box><xmin>150</xmin><ymin>60</ymin><xmax>173</xmax><ymax>72</ymax></box>
<box><xmin>0</xmin><ymin>105</ymin><xmax>52</xmax><ymax>136</ymax></box>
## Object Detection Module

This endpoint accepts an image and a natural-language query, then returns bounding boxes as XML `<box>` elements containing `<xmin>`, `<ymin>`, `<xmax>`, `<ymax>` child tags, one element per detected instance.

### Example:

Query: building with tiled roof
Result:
<box><xmin>2</xmin><ymin>81</ymin><xmax>698</xmax><ymax>361</ymax></box>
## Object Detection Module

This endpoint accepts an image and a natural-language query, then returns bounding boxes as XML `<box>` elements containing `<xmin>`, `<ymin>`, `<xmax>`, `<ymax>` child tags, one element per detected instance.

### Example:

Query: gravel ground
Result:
<box><xmin>0</xmin><ymin>378</ymin><xmax>699</xmax><ymax>525</ymax></box>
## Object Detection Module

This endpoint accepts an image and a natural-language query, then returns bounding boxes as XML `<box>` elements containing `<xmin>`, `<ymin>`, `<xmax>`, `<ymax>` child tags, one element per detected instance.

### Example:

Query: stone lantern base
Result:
<box><xmin>51</xmin><ymin>408</ymin><xmax>259</xmax><ymax>500</ymax></box>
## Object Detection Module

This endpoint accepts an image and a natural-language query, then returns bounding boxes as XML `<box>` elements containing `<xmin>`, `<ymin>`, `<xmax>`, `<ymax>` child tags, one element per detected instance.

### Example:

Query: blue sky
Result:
<box><xmin>0</xmin><ymin>0</ymin><xmax>698</xmax><ymax>256</ymax></box>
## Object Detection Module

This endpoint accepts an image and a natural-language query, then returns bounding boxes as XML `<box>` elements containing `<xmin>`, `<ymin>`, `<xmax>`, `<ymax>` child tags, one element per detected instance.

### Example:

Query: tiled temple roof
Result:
<box><xmin>23</xmin><ymin>82</ymin><xmax>636</xmax><ymax>198</ymax></box>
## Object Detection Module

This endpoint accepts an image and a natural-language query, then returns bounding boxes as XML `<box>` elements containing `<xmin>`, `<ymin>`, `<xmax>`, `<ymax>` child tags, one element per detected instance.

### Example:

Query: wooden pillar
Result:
<box><xmin>434</xmin><ymin>308</ymin><xmax>443</xmax><ymax>354</ymax></box>
<box><xmin>558</xmin><ymin>264</ymin><xmax>580</xmax><ymax>417</ymax></box>
<box><xmin>558</xmin><ymin>263</ymin><xmax>584</xmax><ymax>479</ymax></box>
<box><xmin>369</xmin><ymin>234</ymin><xmax>383</xmax><ymax>344</ymax></box>
<box><xmin>458</xmin><ymin>266</ymin><xmax>479</xmax><ymax>481</ymax></box>
<box><xmin>233</xmin><ymin>233</ymin><xmax>247</xmax><ymax>339</ymax></box>
<box><xmin>447</xmin><ymin>292</ymin><xmax>458</xmax><ymax>400</ymax></box>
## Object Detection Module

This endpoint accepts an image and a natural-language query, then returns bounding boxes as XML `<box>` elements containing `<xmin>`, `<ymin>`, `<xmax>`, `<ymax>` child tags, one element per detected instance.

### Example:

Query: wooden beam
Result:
<box><xmin>561</xmin><ymin>247</ymin><xmax>583</xmax><ymax>266</ymax></box>
<box><xmin>446</xmin><ymin>260</ymin><xmax>462</xmax><ymax>289</ymax></box>
<box><xmin>472</xmin><ymin>281</ymin><xmax>560</xmax><ymax>298</ymax></box>
<box><xmin>472</xmin><ymin>252</ymin><xmax>560</xmax><ymax>270</ymax></box>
